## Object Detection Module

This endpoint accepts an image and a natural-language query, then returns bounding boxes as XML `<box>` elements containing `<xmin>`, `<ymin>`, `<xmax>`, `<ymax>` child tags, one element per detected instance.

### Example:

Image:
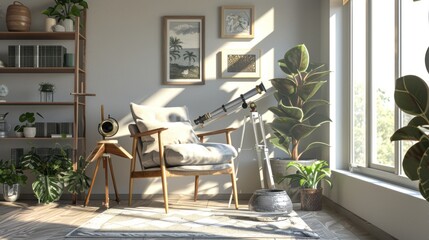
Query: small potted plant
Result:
<box><xmin>0</xmin><ymin>160</ymin><xmax>27</xmax><ymax>202</ymax></box>
<box><xmin>39</xmin><ymin>82</ymin><xmax>55</xmax><ymax>102</ymax></box>
<box><xmin>42</xmin><ymin>0</ymin><xmax>88</xmax><ymax>32</ymax></box>
<box><xmin>17</xmin><ymin>112</ymin><xmax>44</xmax><ymax>138</ymax></box>
<box><xmin>279</xmin><ymin>160</ymin><xmax>332</xmax><ymax>211</ymax></box>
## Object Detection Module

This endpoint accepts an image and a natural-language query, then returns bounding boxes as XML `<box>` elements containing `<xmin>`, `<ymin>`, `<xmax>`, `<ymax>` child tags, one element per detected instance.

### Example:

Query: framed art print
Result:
<box><xmin>220</xmin><ymin>6</ymin><xmax>254</xmax><ymax>39</ymax></box>
<box><xmin>221</xmin><ymin>49</ymin><xmax>261</xmax><ymax>79</ymax></box>
<box><xmin>162</xmin><ymin>16</ymin><xmax>205</xmax><ymax>85</ymax></box>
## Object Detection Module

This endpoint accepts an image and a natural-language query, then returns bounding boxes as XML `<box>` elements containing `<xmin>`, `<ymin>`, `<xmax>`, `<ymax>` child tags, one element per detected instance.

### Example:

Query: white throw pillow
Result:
<box><xmin>135</xmin><ymin>119</ymin><xmax>200</xmax><ymax>168</ymax></box>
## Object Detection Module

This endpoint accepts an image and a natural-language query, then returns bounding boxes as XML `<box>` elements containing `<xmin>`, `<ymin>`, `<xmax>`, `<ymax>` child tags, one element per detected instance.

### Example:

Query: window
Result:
<box><xmin>350</xmin><ymin>0</ymin><xmax>429</xmax><ymax>182</ymax></box>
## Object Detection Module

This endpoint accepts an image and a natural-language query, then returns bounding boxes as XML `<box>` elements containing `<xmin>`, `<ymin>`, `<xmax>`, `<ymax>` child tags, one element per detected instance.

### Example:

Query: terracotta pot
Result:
<box><xmin>300</xmin><ymin>188</ymin><xmax>323</xmax><ymax>211</ymax></box>
<box><xmin>6</xmin><ymin>1</ymin><xmax>31</xmax><ymax>32</ymax></box>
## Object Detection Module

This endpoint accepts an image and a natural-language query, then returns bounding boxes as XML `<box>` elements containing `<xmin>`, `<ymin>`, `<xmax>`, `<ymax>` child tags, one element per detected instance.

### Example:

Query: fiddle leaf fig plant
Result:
<box><xmin>269</xmin><ymin>44</ymin><xmax>331</xmax><ymax>160</ymax></box>
<box><xmin>391</xmin><ymin>75</ymin><xmax>429</xmax><ymax>202</ymax></box>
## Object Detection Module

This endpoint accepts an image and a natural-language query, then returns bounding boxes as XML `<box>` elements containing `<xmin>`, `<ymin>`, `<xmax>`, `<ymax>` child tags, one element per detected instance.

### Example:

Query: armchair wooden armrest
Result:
<box><xmin>196</xmin><ymin>127</ymin><xmax>237</xmax><ymax>144</ymax></box>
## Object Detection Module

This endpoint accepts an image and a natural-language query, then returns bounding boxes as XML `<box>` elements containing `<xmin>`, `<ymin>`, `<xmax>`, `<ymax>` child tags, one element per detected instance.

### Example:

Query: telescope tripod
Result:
<box><xmin>229</xmin><ymin>107</ymin><xmax>275</xmax><ymax>206</ymax></box>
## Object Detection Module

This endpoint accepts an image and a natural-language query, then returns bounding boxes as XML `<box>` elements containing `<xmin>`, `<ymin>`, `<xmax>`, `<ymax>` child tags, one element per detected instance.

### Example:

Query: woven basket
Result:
<box><xmin>300</xmin><ymin>188</ymin><xmax>323</xmax><ymax>211</ymax></box>
<box><xmin>6</xmin><ymin>1</ymin><xmax>31</xmax><ymax>32</ymax></box>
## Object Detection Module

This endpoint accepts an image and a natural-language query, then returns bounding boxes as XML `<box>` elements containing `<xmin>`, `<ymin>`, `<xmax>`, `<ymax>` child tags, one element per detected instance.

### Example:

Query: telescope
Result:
<box><xmin>194</xmin><ymin>82</ymin><xmax>266</xmax><ymax>125</ymax></box>
<box><xmin>98</xmin><ymin>115</ymin><xmax>119</xmax><ymax>138</ymax></box>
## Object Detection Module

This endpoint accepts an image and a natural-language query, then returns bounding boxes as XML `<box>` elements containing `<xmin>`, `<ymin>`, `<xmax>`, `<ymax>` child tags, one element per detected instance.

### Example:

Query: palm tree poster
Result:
<box><xmin>163</xmin><ymin>16</ymin><xmax>205</xmax><ymax>85</ymax></box>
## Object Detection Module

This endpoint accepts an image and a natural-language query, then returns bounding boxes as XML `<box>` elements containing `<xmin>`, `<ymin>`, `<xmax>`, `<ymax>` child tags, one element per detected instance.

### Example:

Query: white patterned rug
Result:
<box><xmin>66</xmin><ymin>207</ymin><xmax>319</xmax><ymax>239</ymax></box>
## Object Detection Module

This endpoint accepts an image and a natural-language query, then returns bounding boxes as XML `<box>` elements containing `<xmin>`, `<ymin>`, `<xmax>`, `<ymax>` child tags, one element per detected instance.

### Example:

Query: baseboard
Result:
<box><xmin>18</xmin><ymin>193</ymin><xmax>254</xmax><ymax>202</ymax></box>
<box><xmin>323</xmin><ymin>197</ymin><xmax>397</xmax><ymax>240</ymax></box>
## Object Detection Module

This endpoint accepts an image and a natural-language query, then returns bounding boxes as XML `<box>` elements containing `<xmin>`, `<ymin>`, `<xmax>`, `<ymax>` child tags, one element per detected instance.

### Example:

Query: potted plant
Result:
<box><xmin>22</xmin><ymin>145</ymin><xmax>90</xmax><ymax>204</ymax></box>
<box><xmin>268</xmin><ymin>44</ymin><xmax>330</xmax><ymax>201</ymax></box>
<box><xmin>39</xmin><ymin>82</ymin><xmax>55</xmax><ymax>102</ymax></box>
<box><xmin>280</xmin><ymin>160</ymin><xmax>331</xmax><ymax>211</ymax></box>
<box><xmin>391</xmin><ymin>74</ymin><xmax>429</xmax><ymax>202</ymax></box>
<box><xmin>42</xmin><ymin>0</ymin><xmax>88</xmax><ymax>31</ymax></box>
<box><xmin>17</xmin><ymin>112</ymin><xmax>44</xmax><ymax>138</ymax></box>
<box><xmin>0</xmin><ymin>160</ymin><xmax>27</xmax><ymax>202</ymax></box>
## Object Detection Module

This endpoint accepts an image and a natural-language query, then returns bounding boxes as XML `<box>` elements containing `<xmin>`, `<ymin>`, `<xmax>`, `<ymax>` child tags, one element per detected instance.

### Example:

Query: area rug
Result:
<box><xmin>66</xmin><ymin>207</ymin><xmax>319</xmax><ymax>239</ymax></box>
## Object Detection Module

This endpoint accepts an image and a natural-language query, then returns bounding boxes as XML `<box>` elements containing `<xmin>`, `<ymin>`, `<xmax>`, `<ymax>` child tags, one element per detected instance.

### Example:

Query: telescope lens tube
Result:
<box><xmin>102</xmin><ymin>122</ymin><xmax>114</xmax><ymax>133</ymax></box>
<box><xmin>98</xmin><ymin>118</ymin><xmax>119</xmax><ymax>137</ymax></box>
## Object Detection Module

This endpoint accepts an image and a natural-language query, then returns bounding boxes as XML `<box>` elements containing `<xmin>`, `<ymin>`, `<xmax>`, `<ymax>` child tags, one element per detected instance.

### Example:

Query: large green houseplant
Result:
<box><xmin>22</xmin><ymin>145</ymin><xmax>91</xmax><ymax>204</ymax></box>
<box><xmin>280</xmin><ymin>160</ymin><xmax>331</xmax><ymax>210</ymax></box>
<box><xmin>391</xmin><ymin>75</ymin><xmax>429</xmax><ymax>202</ymax></box>
<box><xmin>269</xmin><ymin>44</ymin><xmax>330</xmax><ymax>161</ymax></box>
<box><xmin>268</xmin><ymin>44</ymin><xmax>330</xmax><ymax>202</ymax></box>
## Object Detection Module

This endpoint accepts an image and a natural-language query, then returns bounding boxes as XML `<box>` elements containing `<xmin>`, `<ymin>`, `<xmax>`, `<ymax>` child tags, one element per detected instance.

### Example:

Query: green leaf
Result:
<box><xmin>394</xmin><ymin>75</ymin><xmax>428</xmax><ymax>116</ymax></box>
<box><xmin>270</xmin><ymin>117</ymin><xmax>300</xmax><ymax>136</ymax></box>
<box><xmin>290</xmin><ymin>123</ymin><xmax>319</xmax><ymax>141</ymax></box>
<box><xmin>299</xmin><ymin>80</ymin><xmax>327</xmax><ymax>102</ymax></box>
<box><xmin>403</xmin><ymin>141</ymin><xmax>429</xmax><ymax>180</ymax></box>
<box><xmin>278</xmin><ymin>100</ymin><xmax>303</xmax><ymax>121</ymax></box>
<box><xmin>269</xmin><ymin>135</ymin><xmax>291</xmax><ymax>156</ymax></box>
<box><xmin>302</xmin><ymin>100</ymin><xmax>329</xmax><ymax>116</ymax></box>
<box><xmin>390</xmin><ymin>126</ymin><xmax>425</xmax><ymax>141</ymax></box>
<box><xmin>283</xmin><ymin>44</ymin><xmax>309</xmax><ymax>74</ymax></box>
<box><xmin>270</xmin><ymin>78</ymin><xmax>296</xmax><ymax>95</ymax></box>
<box><xmin>408</xmin><ymin>116</ymin><xmax>429</xmax><ymax>127</ymax></box>
<box><xmin>418</xmin><ymin>148</ymin><xmax>429</xmax><ymax>202</ymax></box>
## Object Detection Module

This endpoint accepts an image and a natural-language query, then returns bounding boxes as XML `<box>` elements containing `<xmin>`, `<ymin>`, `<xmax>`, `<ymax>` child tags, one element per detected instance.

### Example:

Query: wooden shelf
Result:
<box><xmin>0</xmin><ymin>32</ymin><xmax>85</xmax><ymax>40</ymax></box>
<box><xmin>0</xmin><ymin>102</ymin><xmax>74</xmax><ymax>106</ymax></box>
<box><xmin>0</xmin><ymin>67</ymin><xmax>85</xmax><ymax>73</ymax></box>
<box><xmin>0</xmin><ymin>137</ymin><xmax>84</xmax><ymax>140</ymax></box>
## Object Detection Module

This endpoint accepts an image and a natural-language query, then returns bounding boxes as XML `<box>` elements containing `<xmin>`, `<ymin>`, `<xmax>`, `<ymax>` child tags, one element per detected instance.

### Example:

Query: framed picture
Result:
<box><xmin>220</xmin><ymin>6</ymin><xmax>254</xmax><ymax>39</ymax></box>
<box><xmin>162</xmin><ymin>16</ymin><xmax>205</xmax><ymax>85</ymax></box>
<box><xmin>221</xmin><ymin>49</ymin><xmax>261</xmax><ymax>79</ymax></box>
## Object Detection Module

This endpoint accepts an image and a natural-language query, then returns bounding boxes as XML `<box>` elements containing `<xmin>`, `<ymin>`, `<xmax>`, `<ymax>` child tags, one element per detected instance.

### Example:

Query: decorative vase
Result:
<box><xmin>61</xmin><ymin>19</ymin><xmax>74</xmax><ymax>32</ymax></box>
<box><xmin>23</xmin><ymin>127</ymin><xmax>36</xmax><ymax>138</ymax></box>
<box><xmin>6</xmin><ymin>1</ymin><xmax>31</xmax><ymax>32</ymax></box>
<box><xmin>45</xmin><ymin>17</ymin><xmax>56</xmax><ymax>32</ymax></box>
<box><xmin>248</xmin><ymin>189</ymin><xmax>293</xmax><ymax>213</ymax></box>
<box><xmin>270</xmin><ymin>159</ymin><xmax>317</xmax><ymax>203</ymax></box>
<box><xmin>3</xmin><ymin>183</ymin><xmax>20</xmax><ymax>202</ymax></box>
<box><xmin>300</xmin><ymin>188</ymin><xmax>323</xmax><ymax>211</ymax></box>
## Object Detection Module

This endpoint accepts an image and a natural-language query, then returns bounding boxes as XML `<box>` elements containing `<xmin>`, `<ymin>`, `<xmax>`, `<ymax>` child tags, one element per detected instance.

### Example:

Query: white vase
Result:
<box><xmin>61</xmin><ymin>19</ymin><xmax>74</xmax><ymax>32</ymax></box>
<box><xmin>3</xmin><ymin>183</ymin><xmax>20</xmax><ymax>202</ymax></box>
<box><xmin>23</xmin><ymin>127</ymin><xmax>36</xmax><ymax>138</ymax></box>
<box><xmin>45</xmin><ymin>17</ymin><xmax>56</xmax><ymax>32</ymax></box>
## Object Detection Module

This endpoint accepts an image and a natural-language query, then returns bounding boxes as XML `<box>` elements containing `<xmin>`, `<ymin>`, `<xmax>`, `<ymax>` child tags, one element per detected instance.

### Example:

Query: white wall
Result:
<box><xmin>0</xmin><ymin>0</ymin><xmax>324</xmax><ymax>196</ymax></box>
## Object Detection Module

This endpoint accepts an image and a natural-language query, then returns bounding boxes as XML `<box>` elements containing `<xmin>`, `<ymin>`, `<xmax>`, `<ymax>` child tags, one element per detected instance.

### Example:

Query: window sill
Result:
<box><xmin>332</xmin><ymin>169</ymin><xmax>423</xmax><ymax>200</ymax></box>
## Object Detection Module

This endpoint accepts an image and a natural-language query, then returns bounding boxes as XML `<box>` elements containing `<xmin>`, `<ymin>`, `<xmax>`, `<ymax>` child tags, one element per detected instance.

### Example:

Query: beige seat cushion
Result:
<box><xmin>164</xmin><ymin>143</ymin><xmax>237</xmax><ymax>167</ymax></box>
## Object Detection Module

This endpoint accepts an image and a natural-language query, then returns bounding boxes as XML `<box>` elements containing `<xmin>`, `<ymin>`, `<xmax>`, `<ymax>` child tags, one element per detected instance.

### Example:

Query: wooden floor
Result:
<box><xmin>0</xmin><ymin>196</ymin><xmax>391</xmax><ymax>240</ymax></box>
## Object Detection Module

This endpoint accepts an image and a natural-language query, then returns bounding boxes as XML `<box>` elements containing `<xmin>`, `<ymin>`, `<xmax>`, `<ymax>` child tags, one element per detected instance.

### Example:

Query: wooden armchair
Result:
<box><xmin>128</xmin><ymin>103</ymin><xmax>239</xmax><ymax>213</ymax></box>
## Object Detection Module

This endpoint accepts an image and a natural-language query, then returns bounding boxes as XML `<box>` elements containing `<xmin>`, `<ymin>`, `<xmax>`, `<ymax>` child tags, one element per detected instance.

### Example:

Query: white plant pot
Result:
<box><xmin>15</xmin><ymin>131</ymin><xmax>23</xmax><ymax>137</ymax></box>
<box><xmin>45</xmin><ymin>17</ymin><xmax>56</xmax><ymax>32</ymax></box>
<box><xmin>61</xmin><ymin>19</ymin><xmax>74</xmax><ymax>32</ymax></box>
<box><xmin>3</xmin><ymin>183</ymin><xmax>20</xmax><ymax>202</ymax></box>
<box><xmin>23</xmin><ymin>127</ymin><xmax>36</xmax><ymax>138</ymax></box>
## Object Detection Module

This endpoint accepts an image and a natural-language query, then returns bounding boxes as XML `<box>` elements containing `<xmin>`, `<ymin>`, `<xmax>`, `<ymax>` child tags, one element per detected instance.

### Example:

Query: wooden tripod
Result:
<box><xmin>84</xmin><ymin>140</ymin><xmax>132</xmax><ymax>208</ymax></box>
